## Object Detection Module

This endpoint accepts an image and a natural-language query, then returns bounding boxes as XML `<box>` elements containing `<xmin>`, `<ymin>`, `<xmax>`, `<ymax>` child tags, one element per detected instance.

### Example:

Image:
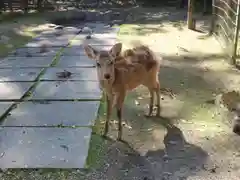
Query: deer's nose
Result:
<box><xmin>104</xmin><ymin>74</ymin><xmax>111</xmax><ymax>80</ymax></box>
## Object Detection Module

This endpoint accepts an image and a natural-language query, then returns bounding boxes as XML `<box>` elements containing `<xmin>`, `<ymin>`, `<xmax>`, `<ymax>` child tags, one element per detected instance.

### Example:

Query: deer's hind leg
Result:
<box><xmin>144</xmin><ymin>78</ymin><xmax>161</xmax><ymax>117</ymax></box>
<box><xmin>155</xmin><ymin>81</ymin><xmax>161</xmax><ymax>117</ymax></box>
<box><xmin>146</xmin><ymin>88</ymin><xmax>155</xmax><ymax>117</ymax></box>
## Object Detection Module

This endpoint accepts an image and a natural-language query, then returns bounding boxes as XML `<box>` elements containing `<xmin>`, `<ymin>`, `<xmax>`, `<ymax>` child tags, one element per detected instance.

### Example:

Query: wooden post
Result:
<box><xmin>187</xmin><ymin>0</ymin><xmax>195</xmax><ymax>29</ymax></box>
<box><xmin>21</xmin><ymin>0</ymin><xmax>28</xmax><ymax>13</ymax></box>
<box><xmin>203</xmin><ymin>0</ymin><xmax>207</xmax><ymax>14</ymax></box>
<box><xmin>209</xmin><ymin>0</ymin><xmax>216</xmax><ymax>35</ymax></box>
<box><xmin>8</xmin><ymin>0</ymin><xmax>13</xmax><ymax>12</ymax></box>
<box><xmin>231</xmin><ymin>0</ymin><xmax>240</xmax><ymax>65</ymax></box>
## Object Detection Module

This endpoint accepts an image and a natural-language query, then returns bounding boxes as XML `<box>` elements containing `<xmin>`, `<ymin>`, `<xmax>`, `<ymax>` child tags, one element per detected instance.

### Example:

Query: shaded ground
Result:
<box><xmin>1</xmin><ymin>7</ymin><xmax>240</xmax><ymax>180</ymax></box>
<box><xmin>0</xmin><ymin>11</ymin><xmax>70</xmax><ymax>57</ymax></box>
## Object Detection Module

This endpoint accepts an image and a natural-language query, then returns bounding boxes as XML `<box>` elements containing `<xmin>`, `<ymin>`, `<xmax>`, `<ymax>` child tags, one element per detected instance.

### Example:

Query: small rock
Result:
<box><xmin>82</xmin><ymin>27</ymin><xmax>92</xmax><ymax>33</ymax></box>
<box><xmin>135</xmin><ymin>100</ymin><xmax>140</xmax><ymax>106</ymax></box>
<box><xmin>55</xmin><ymin>26</ymin><xmax>64</xmax><ymax>30</ymax></box>
<box><xmin>48</xmin><ymin>24</ymin><xmax>56</xmax><ymax>28</ymax></box>
<box><xmin>163</xmin><ymin>154</ymin><xmax>170</xmax><ymax>161</ymax></box>
<box><xmin>86</xmin><ymin>35</ymin><xmax>91</xmax><ymax>39</ymax></box>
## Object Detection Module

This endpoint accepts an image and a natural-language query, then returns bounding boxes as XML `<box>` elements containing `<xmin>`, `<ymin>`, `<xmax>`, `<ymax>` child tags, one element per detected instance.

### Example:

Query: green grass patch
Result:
<box><xmin>0</xmin><ymin>30</ymin><xmax>36</xmax><ymax>57</ymax></box>
<box><xmin>0</xmin><ymin>10</ymin><xmax>79</xmax><ymax>57</ymax></box>
<box><xmin>85</xmin><ymin>98</ymin><xmax>108</xmax><ymax>169</ymax></box>
<box><xmin>0</xmin><ymin>12</ymin><xmax>48</xmax><ymax>57</ymax></box>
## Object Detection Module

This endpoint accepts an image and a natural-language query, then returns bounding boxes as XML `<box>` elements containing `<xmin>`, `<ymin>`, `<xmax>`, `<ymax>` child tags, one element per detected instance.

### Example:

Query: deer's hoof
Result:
<box><xmin>102</xmin><ymin>133</ymin><xmax>108</xmax><ymax>139</ymax></box>
<box><xmin>117</xmin><ymin>134</ymin><xmax>122</xmax><ymax>141</ymax></box>
<box><xmin>155</xmin><ymin>113</ymin><xmax>161</xmax><ymax>117</ymax></box>
<box><xmin>117</xmin><ymin>137</ymin><xmax>123</xmax><ymax>142</ymax></box>
<box><xmin>233</xmin><ymin>125</ymin><xmax>240</xmax><ymax>136</ymax></box>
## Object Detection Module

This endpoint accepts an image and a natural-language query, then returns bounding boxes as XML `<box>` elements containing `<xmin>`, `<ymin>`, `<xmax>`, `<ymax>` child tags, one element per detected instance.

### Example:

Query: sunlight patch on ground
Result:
<box><xmin>119</xmin><ymin>23</ymin><xmax>223</xmax><ymax>56</ymax></box>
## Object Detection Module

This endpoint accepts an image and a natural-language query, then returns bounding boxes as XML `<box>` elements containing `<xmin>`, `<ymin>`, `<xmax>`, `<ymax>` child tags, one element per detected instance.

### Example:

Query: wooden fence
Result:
<box><xmin>0</xmin><ymin>0</ymin><xmax>54</xmax><ymax>12</ymax></box>
<box><xmin>210</xmin><ymin>0</ymin><xmax>240</xmax><ymax>65</ymax></box>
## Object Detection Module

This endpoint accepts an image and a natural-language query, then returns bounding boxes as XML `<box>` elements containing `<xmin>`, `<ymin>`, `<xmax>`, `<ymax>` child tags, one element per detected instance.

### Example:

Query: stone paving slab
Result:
<box><xmin>0</xmin><ymin>82</ymin><xmax>33</xmax><ymax>100</ymax></box>
<box><xmin>39</xmin><ymin>27</ymin><xmax>81</xmax><ymax>38</ymax></box>
<box><xmin>0</xmin><ymin>127</ymin><xmax>92</xmax><ymax>169</ymax></box>
<box><xmin>30</xmin><ymin>81</ymin><xmax>101</xmax><ymax>100</ymax></box>
<box><xmin>70</xmin><ymin>35</ymin><xmax>117</xmax><ymax>46</ymax></box>
<box><xmin>84</xmin><ymin>23</ymin><xmax>119</xmax><ymax>34</ymax></box>
<box><xmin>61</xmin><ymin>45</ymin><xmax>113</xmax><ymax>56</ymax></box>
<box><xmin>55</xmin><ymin>56</ymin><xmax>96</xmax><ymax>67</ymax></box>
<box><xmin>93</xmin><ymin>28</ymin><xmax>119</xmax><ymax>39</ymax></box>
<box><xmin>83</xmin><ymin>23</ymin><xmax>107</xmax><ymax>30</ymax></box>
<box><xmin>0</xmin><ymin>68</ymin><xmax>43</xmax><ymax>82</ymax></box>
<box><xmin>85</xmin><ymin>37</ymin><xmax>117</xmax><ymax>46</ymax></box>
<box><xmin>26</xmin><ymin>34</ymin><xmax>76</xmax><ymax>47</ymax></box>
<box><xmin>1</xmin><ymin>101</ymin><xmax>99</xmax><ymax>126</ymax></box>
<box><xmin>40</xmin><ymin>67</ymin><xmax>97</xmax><ymax>81</ymax></box>
<box><xmin>0</xmin><ymin>102</ymin><xmax>14</xmax><ymax>118</ymax></box>
<box><xmin>0</xmin><ymin>56</ymin><xmax>54</xmax><ymax>68</ymax></box>
<box><xmin>8</xmin><ymin>47</ymin><xmax>61</xmax><ymax>57</ymax></box>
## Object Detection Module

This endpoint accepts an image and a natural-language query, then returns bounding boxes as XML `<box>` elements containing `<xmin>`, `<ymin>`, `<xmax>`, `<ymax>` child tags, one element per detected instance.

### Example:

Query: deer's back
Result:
<box><xmin>112</xmin><ymin>45</ymin><xmax>160</xmax><ymax>91</ymax></box>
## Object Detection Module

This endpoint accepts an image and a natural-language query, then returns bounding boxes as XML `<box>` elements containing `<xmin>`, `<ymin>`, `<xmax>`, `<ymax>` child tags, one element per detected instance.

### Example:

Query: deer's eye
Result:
<box><xmin>96</xmin><ymin>62</ymin><xmax>101</xmax><ymax>67</ymax></box>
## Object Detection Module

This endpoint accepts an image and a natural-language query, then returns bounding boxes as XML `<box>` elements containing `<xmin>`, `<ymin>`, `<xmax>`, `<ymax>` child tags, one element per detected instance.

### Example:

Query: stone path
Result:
<box><xmin>0</xmin><ymin>23</ymin><xmax>119</xmax><ymax>169</ymax></box>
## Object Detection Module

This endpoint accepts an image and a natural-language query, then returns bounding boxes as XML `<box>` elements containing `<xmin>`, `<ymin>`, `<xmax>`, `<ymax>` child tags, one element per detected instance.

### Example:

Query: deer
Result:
<box><xmin>84</xmin><ymin>42</ymin><xmax>161</xmax><ymax>141</ymax></box>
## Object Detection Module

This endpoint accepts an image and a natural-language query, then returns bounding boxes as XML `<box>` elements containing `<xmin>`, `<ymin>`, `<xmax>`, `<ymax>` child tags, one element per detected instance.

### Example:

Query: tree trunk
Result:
<box><xmin>0</xmin><ymin>0</ymin><xmax>5</xmax><ymax>12</ymax></box>
<box><xmin>8</xmin><ymin>0</ymin><xmax>13</xmax><ymax>12</ymax></box>
<box><xmin>179</xmin><ymin>0</ymin><xmax>187</xmax><ymax>8</ymax></box>
<box><xmin>37</xmin><ymin>0</ymin><xmax>44</xmax><ymax>12</ymax></box>
<box><xmin>21</xmin><ymin>0</ymin><xmax>28</xmax><ymax>13</ymax></box>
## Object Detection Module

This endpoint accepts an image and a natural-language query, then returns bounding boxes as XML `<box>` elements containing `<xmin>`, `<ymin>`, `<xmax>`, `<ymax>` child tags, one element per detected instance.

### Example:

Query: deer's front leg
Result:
<box><xmin>115</xmin><ymin>91</ymin><xmax>126</xmax><ymax>141</ymax></box>
<box><xmin>104</xmin><ymin>94</ymin><xmax>113</xmax><ymax>137</ymax></box>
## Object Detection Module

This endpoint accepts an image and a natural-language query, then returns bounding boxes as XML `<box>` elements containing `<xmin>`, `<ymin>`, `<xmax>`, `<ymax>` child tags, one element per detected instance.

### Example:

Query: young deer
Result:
<box><xmin>84</xmin><ymin>42</ymin><xmax>161</xmax><ymax>140</ymax></box>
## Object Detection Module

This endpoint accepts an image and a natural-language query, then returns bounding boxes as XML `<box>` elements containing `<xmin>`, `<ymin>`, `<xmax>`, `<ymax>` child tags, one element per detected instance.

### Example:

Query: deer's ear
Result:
<box><xmin>84</xmin><ymin>45</ymin><xmax>98</xmax><ymax>60</ymax></box>
<box><xmin>109</xmin><ymin>43</ymin><xmax>122</xmax><ymax>58</ymax></box>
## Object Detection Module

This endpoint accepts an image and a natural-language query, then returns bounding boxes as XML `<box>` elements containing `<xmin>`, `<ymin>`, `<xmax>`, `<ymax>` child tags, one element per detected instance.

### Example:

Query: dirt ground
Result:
<box><xmin>85</xmin><ymin>9</ymin><xmax>240</xmax><ymax>180</ymax></box>
<box><xmin>1</xmin><ymin>7</ymin><xmax>240</xmax><ymax>180</ymax></box>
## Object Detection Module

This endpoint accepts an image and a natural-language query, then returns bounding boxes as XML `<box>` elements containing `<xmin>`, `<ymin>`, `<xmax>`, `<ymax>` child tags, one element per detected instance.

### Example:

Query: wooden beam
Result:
<box><xmin>231</xmin><ymin>0</ymin><xmax>240</xmax><ymax>65</ymax></box>
<box><xmin>187</xmin><ymin>0</ymin><xmax>195</xmax><ymax>29</ymax></box>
